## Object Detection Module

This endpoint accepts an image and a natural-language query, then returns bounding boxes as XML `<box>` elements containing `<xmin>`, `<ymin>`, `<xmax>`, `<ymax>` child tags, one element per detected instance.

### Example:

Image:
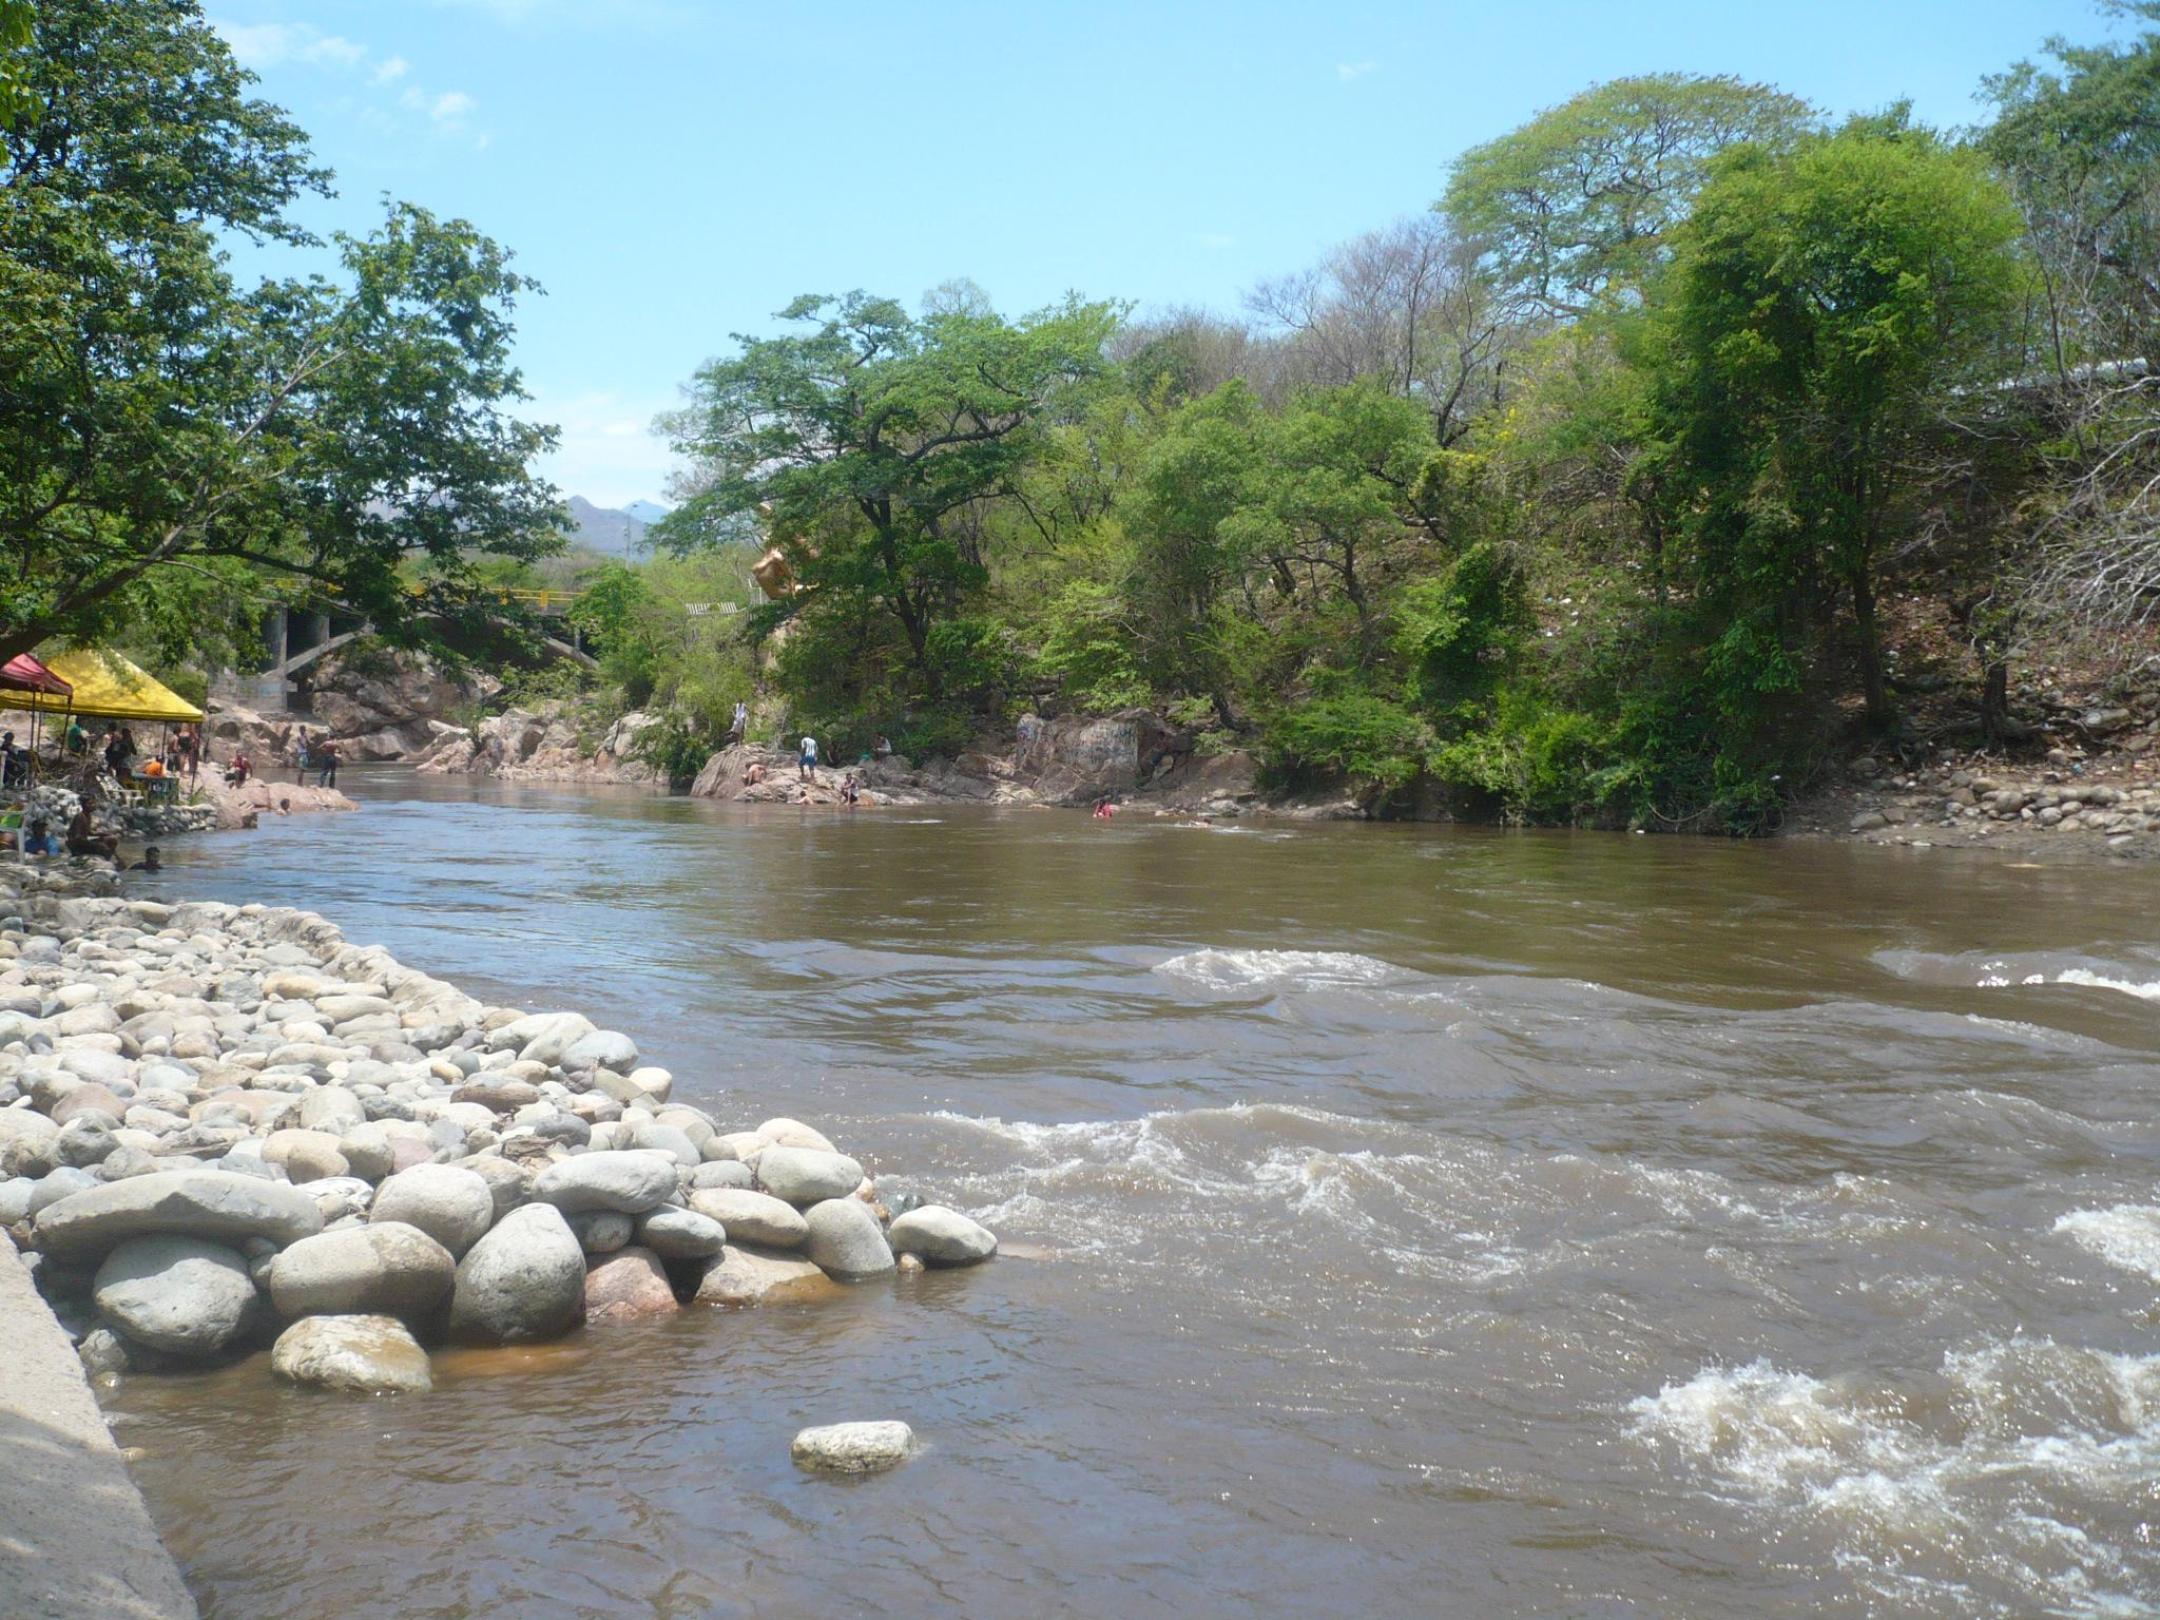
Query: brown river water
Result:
<box><xmin>103</xmin><ymin>768</ymin><xmax>2160</xmax><ymax>1618</ymax></box>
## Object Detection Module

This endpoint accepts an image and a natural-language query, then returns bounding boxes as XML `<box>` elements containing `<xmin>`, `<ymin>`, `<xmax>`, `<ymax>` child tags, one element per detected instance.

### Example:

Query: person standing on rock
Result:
<box><xmin>731</xmin><ymin>700</ymin><xmax>749</xmax><ymax>742</ymax></box>
<box><xmin>293</xmin><ymin>726</ymin><xmax>312</xmax><ymax>784</ymax></box>
<box><xmin>315</xmin><ymin>738</ymin><xmax>339</xmax><ymax>790</ymax></box>
<box><xmin>799</xmin><ymin>734</ymin><xmax>818</xmax><ymax>783</ymax></box>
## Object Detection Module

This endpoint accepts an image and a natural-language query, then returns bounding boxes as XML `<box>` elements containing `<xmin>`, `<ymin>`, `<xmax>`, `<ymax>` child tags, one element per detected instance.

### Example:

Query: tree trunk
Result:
<box><xmin>1979</xmin><ymin>658</ymin><xmax>2010</xmax><ymax>742</ymax></box>
<box><xmin>1849</xmin><ymin>565</ymin><xmax>1893</xmax><ymax>730</ymax></box>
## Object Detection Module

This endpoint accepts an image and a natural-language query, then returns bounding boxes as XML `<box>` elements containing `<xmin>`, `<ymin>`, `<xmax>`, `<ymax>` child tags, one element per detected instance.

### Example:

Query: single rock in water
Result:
<box><xmin>755</xmin><ymin>1146</ymin><xmax>865</xmax><ymax>1207</ymax></box>
<box><xmin>93</xmin><ymin>1234</ymin><xmax>257</xmax><ymax>1358</ymax></box>
<box><xmin>635</xmin><ymin>1206</ymin><xmax>726</xmax><ymax>1260</ymax></box>
<box><xmin>582</xmin><ymin>1246</ymin><xmax>679</xmax><ymax>1322</ymax></box>
<box><xmin>271</xmin><ymin>1314</ymin><xmax>432</xmax><ymax>1395</ymax></box>
<box><xmin>802</xmin><ymin>1198</ymin><xmax>895</xmax><ymax>1280</ymax></box>
<box><xmin>693</xmin><ymin>1244</ymin><xmax>840</xmax><ymax>1308</ymax></box>
<box><xmin>448</xmin><ymin>1202</ymin><xmax>586</xmax><ymax>1344</ymax></box>
<box><xmin>37</xmin><ymin>1170</ymin><xmax>323</xmax><ymax>1258</ymax></box>
<box><xmin>268</xmin><ymin>1222</ymin><xmax>456</xmax><ymax>1321</ymax></box>
<box><xmin>368</xmin><ymin>1163</ymin><xmax>495</xmax><ymax>1256</ymax></box>
<box><xmin>886</xmin><ymin>1205</ymin><xmax>997</xmax><ymax>1267</ymax></box>
<box><xmin>790</xmin><ymin>1420</ymin><xmax>914</xmax><ymax>1475</ymax></box>
<box><xmin>532</xmin><ymin>1149</ymin><xmax>677</xmax><ymax>1215</ymax></box>
<box><xmin>688</xmin><ymin>1187</ymin><xmax>807</xmax><ymax>1250</ymax></box>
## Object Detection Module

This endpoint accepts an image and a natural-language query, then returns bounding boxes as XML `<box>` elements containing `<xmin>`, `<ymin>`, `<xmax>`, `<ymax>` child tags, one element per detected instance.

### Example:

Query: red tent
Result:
<box><xmin>0</xmin><ymin>653</ymin><xmax>71</xmax><ymax>697</ymax></box>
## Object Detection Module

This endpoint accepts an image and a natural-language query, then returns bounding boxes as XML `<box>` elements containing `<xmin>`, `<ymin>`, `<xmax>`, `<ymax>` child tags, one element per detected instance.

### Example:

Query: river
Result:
<box><xmin>102</xmin><ymin>768</ymin><xmax>2160</xmax><ymax>1618</ymax></box>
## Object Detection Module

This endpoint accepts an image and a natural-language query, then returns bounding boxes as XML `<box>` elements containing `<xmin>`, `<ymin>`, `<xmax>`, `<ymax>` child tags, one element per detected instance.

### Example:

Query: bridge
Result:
<box><xmin>218</xmin><ymin>592</ymin><xmax>595</xmax><ymax>715</ymax></box>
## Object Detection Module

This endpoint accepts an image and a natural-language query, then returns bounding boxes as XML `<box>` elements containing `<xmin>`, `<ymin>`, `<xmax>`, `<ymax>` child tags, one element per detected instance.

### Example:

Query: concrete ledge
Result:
<box><xmin>0</xmin><ymin>1247</ymin><xmax>198</xmax><ymax>1619</ymax></box>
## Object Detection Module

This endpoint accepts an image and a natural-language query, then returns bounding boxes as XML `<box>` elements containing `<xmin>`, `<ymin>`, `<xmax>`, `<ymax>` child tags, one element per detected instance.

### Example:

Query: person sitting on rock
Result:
<box><xmin>19</xmin><ymin>817</ymin><xmax>60</xmax><ymax>856</ymax></box>
<box><xmin>224</xmin><ymin>750</ymin><xmax>251</xmax><ymax>787</ymax></box>
<box><xmin>841</xmin><ymin>773</ymin><xmax>861</xmax><ymax>806</ymax></box>
<box><xmin>873</xmin><ymin>734</ymin><xmax>893</xmax><ymax>760</ymax></box>
<box><xmin>744</xmin><ymin>761</ymin><xmax>766</xmax><ymax>786</ymax></box>
<box><xmin>0</xmin><ymin>730</ymin><xmax>21</xmax><ymax>787</ymax></box>
<box><xmin>129</xmin><ymin>846</ymin><xmax>161</xmax><ymax>872</ymax></box>
<box><xmin>64</xmin><ymin>718</ymin><xmax>86</xmax><ymax>755</ymax></box>
<box><xmin>64</xmin><ymin>803</ymin><xmax>119</xmax><ymax>860</ymax></box>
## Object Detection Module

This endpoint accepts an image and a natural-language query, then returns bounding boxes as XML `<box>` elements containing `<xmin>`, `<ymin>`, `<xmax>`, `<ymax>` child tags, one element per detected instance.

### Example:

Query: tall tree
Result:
<box><xmin>0</xmin><ymin>0</ymin><xmax>561</xmax><ymax>667</ymax></box>
<box><xmin>656</xmin><ymin>291</ymin><xmax>1116</xmax><ymax>701</ymax></box>
<box><xmin>1443</xmin><ymin>74</ymin><xmax>1815</xmax><ymax>315</ymax></box>
<box><xmin>1660</xmin><ymin>120</ymin><xmax>2027</xmax><ymax>729</ymax></box>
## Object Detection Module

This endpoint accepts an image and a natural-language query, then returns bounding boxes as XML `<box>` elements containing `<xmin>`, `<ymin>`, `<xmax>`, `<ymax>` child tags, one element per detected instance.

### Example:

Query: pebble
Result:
<box><xmin>790</xmin><ymin>1420</ymin><xmax>915</xmax><ymax>1474</ymax></box>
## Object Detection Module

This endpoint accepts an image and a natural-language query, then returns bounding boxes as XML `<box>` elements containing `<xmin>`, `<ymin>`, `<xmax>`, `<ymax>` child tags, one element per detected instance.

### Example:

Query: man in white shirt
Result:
<box><xmin>799</xmin><ymin>734</ymin><xmax>818</xmax><ymax>782</ymax></box>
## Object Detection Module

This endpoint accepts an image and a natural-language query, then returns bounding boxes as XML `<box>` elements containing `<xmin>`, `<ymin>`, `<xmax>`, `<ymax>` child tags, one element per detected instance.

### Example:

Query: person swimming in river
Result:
<box><xmin>65</xmin><ymin>802</ymin><xmax>120</xmax><ymax>860</ymax></box>
<box><xmin>129</xmin><ymin>846</ymin><xmax>161</xmax><ymax>872</ymax></box>
<box><xmin>1093</xmin><ymin>797</ymin><xmax>1117</xmax><ymax>819</ymax></box>
<box><xmin>276</xmin><ymin>797</ymin><xmax>291</xmax><ymax>815</ymax></box>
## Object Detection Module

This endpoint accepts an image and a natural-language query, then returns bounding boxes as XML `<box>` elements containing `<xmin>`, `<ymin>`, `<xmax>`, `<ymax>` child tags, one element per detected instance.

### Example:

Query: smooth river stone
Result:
<box><xmin>268</xmin><ymin>1222</ymin><xmax>456</xmax><ymax>1321</ymax></box>
<box><xmin>635</xmin><ymin>1206</ymin><xmax>727</xmax><ymax>1260</ymax></box>
<box><xmin>448</xmin><ymin>1203</ymin><xmax>586</xmax><ymax>1344</ymax></box>
<box><xmin>560</xmin><ymin>1028</ymin><xmax>638</xmax><ymax>1073</ymax></box>
<box><xmin>93</xmin><ymin>1234</ymin><xmax>258</xmax><ymax>1358</ymax></box>
<box><xmin>802</xmin><ymin>1198</ymin><xmax>895</xmax><ymax>1279</ymax></box>
<box><xmin>688</xmin><ymin>1188</ymin><xmax>807</xmax><ymax>1250</ymax></box>
<box><xmin>272</xmin><ymin>1314</ymin><xmax>433</xmax><ymax>1395</ymax></box>
<box><xmin>532</xmin><ymin>1150</ymin><xmax>677</xmax><ymax>1215</ymax></box>
<box><xmin>790</xmin><ymin>1421</ymin><xmax>915</xmax><ymax>1475</ymax></box>
<box><xmin>36</xmin><ymin>1170</ymin><xmax>323</xmax><ymax>1257</ymax></box>
<box><xmin>886</xmin><ymin>1205</ymin><xmax>997</xmax><ymax>1267</ymax></box>
<box><xmin>754</xmin><ymin>1146</ymin><xmax>864</xmax><ymax>1207</ymax></box>
<box><xmin>693</xmin><ymin>1244</ymin><xmax>841</xmax><ymax>1308</ymax></box>
<box><xmin>582</xmin><ymin>1246</ymin><xmax>679</xmax><ymax>1321</ymax></box>
<box><xmin>368</xmin><ymin>1163</ymin><xmax>495</xmax><ymax>1256</ymax></box>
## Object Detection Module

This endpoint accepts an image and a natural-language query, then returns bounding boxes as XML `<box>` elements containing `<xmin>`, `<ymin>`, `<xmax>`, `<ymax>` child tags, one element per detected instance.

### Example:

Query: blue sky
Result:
<box><xmin>207</xmin><ymin>0</ymin><xmax>2109</xmax><ymax>508</ymax></box>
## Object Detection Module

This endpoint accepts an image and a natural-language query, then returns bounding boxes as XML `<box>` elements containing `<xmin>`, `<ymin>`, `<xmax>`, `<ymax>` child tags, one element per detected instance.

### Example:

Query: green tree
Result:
<box><xmin>0</xmin><ymin>0</ymin><xmax>33</xmax><ymax>130</ymax></box>
<box><xmin>0</xmin><ymin>0</ymin><xmax>561</xmax><ymax>668</ymax></box>
<box><xmin>1443</xmin><ymin>74</ymin><xmax>1815</xmax><ymax>314</ymax></box>
<box><xmin>1659</xmin><ymin>120</ymin><xmax>2027</xmax><ymax>730</ymax></box>
<box><xmin>656</xmin><ymin>291</ymin><xmax>1117</xmax><ymax>707</ymax></box>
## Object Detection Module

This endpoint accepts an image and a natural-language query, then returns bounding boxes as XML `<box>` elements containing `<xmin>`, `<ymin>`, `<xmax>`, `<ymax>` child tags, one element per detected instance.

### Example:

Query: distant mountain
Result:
<box><xmin>563</xmin><ymin>495</ymin><xmax>669</xmax><ymax>557</ymax></box>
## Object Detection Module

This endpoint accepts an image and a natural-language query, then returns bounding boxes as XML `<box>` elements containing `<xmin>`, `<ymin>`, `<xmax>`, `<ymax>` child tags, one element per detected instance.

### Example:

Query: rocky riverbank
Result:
<box><xmin>0</xmin><ymin>860</ymin><xmax>995</xmax><ymax>1398</ymax></box>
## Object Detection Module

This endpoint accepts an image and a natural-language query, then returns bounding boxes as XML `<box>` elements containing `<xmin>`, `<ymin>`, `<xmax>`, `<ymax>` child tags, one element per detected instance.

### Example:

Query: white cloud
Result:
<box><xmin>1189</xmin><ymin>231</ymin><xmax>1237</xmax><ymax>251</ymax></box>
<box><xmin>532</xmin><ymin>389</ymin><xmax>682</xmax><ymax>511</ymax></box>
<box><xmin>429</xmin><ymin>90</ymin><xmax>477</xmax><ymax>124</ymax></box>
<box><xmin>215</xmin><ymin>20</ymin><xmax>367</xmax><ymax>70</ymax></box>
<box><xmin>1336</xmin><ymin>60</ymin><xmax>1377</xmax><ymax>82</ymax></box>
<box><xmin>373</xmin><ymin>54</ymin><xmax>411</xmax><ymax>85</ymax></box>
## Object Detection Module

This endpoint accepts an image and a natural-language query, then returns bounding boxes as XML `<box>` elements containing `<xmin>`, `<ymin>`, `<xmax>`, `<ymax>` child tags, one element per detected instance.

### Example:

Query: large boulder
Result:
<box><xmin>790</xmin><ymin>1421</ymin><xmax>915</xmax><ymax>1475</ymax></box>
<box><xmin>37</xmin><ymin>1170</ymin><xmax>323</xmax><ymax>1258</ymax></box>
<box><xmin>582</xmin><ymin>1246</ymin><xmax>679</xmax><ymax>1322</ymax></box>
<box><xmin>271</xmin><ymin>1314</ymin><xmax>433</xmax><ymax>1395</ymax></box>
<box><xmin>368</xmin><ymin>1163</ymin><xmax>495</xmax><ymax>1256</ymax></box>
<box><xmin>755</xmin><ymin>1146</ymin><xmax>865</xmax><ymax>1207</ymax></box>
<box><xmin>487</xmin><ymin>1011</ymin><xmax>596</xmax><ymax>1067</ymax></box>
<box><xmin>93</xmin><ymin>1235</ymin><xmax>258</xmax><ymax>1358</ymax></box>
<box><xmin>688</xmin><ymin>1188</ymin><xmax>807</xmax><ymax>1250</ymax></box>
<box><xmin>0</xmin><ymin>1110</ymin><xmax>60</xmax><ymax>1178</ymax></box>
<box><xmin>887</xmin><ymin>1205</ymin><xmax>997</xmax><ymax>1267</ymax></box>
<box><xmin>560</xmin><ymin>1029</ymin><xmax>638</xmax><ymax>1073</ymax></box>
<box><xmin>802</xmin><ymin>1198</ymin><xmax>895</xmax><ymax>1279</ymax></box>
<box><xmin>693</xmin><ymin>1244</ymin><xmax>841</xmax><ymax>1308</ymax></box>
<box><xmin>532</xmin><ymin>1150</ymin><xmax>677</xmax><ymax>1215</ymax></box>
<box><xmin>267</xmin><ymin>1222</ymin><xmax>456</xmax><ymax>1321</ymax></box>
<box><xmin>448</xmin><ymin>1203</ymin><xmax>585</xmax><ymax>1344</ymax></box>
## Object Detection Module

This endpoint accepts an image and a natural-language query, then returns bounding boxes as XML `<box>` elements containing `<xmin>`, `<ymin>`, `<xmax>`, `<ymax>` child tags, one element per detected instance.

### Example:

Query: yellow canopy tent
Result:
<box><xmin>0</xmin><ymin>650</ymin><xmax>203</xmax><ymax>723</ymax></box>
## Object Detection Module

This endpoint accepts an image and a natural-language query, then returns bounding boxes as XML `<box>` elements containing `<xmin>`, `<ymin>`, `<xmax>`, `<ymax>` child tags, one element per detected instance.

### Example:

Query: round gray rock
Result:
<box><xmin>37</xmin><ymin>1170</ymin><xmax>323</xmax><ymax>1257</ymax></box>
<box><xmin>886</xmin><ymin>1205</ymin><xmax>998</xmax><ymax>1266</ymax></box>
<box><xmin>688</xmin><ymin>1187</ymin><xmax>808</xmax><ymax>1250</ymax></box>
<box><xmin>267</xmin><ymin>1222</ymin><xmax>456</xmax><ymax>1321</ymax></box>
<box><xmin>271</xmin><ymin>1314</ymin><xmax>432</xmax><ymax>1394</ymax></box>
<box><xmin>93</xmin><ymin>1234</ymin><xmax>257</xmax><ymax>1358</ymax></box>
<box><xmin>567</xmin><ymin>1208</ymin><xmax>634</xmax><ymax>1255</ymax></box>
<box><xmin>756</xmin><ymin>1146</ymin><xmax>865</xmax><ymax>1207</ymax></box>
<box><xmin>635</xmin><ymin>1206</ymin><xmax>726</xmax><ymax>1260</ymax></box>
<box><xmin>532</xmin><ymin>1150</ymin><xmax>677</xmax><ymax>1215</ymax></box>
<box><xmin>802</xmin><ymin>1197</ymin><xmax>895</xmax><ymax>1279</ymax></box>
<box><xmin>369</xmin><ymin>1163</ymin><xmax>495</xmax><ymax>1256</ymax></box>
<box><xmin>448</xmin><ymin>1202</ymin><xmax>586</xmax><ymax>1344</ymax></box>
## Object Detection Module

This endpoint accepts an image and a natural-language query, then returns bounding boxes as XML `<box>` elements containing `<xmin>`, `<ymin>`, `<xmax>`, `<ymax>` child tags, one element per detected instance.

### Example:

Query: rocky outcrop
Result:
<box><xmin>411</xmin><ymin>702</ymin><xmax>660</xmax><ymax>785</ymax></box>
<box><xmin>0</xmin><ymin>872</ymin><xmax>997</xmax><ymax>1393</ymax></box>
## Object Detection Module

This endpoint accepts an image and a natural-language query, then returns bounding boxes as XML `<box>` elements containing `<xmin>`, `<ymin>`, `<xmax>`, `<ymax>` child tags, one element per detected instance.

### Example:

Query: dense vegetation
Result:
<box><xmin>615</xmin><ymin>13</ymin><xmax>2157</xmax><ymax>827</ymax></box>
<box><xmin>7</xmin><ymin>2</ymin><xmax>2159</xmax><ymax>828</ymax></box>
